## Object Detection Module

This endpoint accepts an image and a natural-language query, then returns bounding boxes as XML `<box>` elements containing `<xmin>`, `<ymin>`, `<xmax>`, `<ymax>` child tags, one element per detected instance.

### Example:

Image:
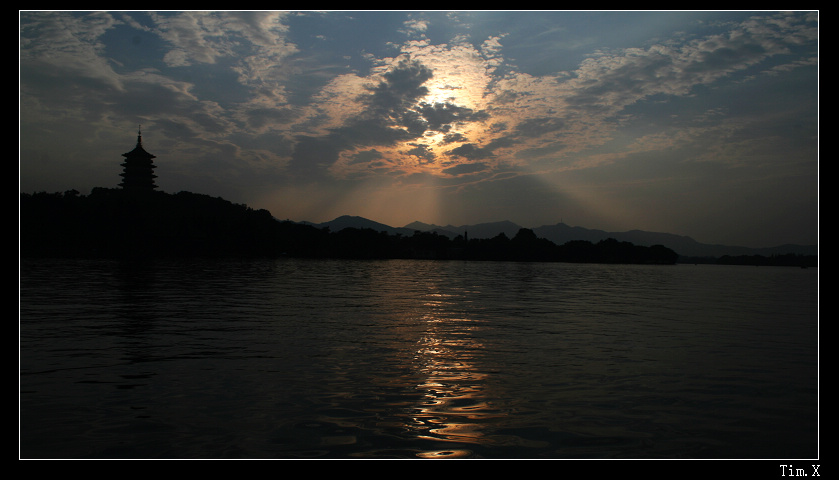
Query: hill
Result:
<box><xmin>315</xmin><ymin>215</ymin><xmax>417</xmax><ymax>237</ymax></box>
<box><xmin>19</xmin><ymin>189</ymin><xmax>815</xmax><ymax>265</ymax></box>
<box><xmin>530</xmin><ymin>223</ymin><xmax>817</xmax><ymax>258</ymax></box>
<box><xmin>304</xmin><ymin>215</ymin><xmax>816</xmax><ymax>262</ymax></box>
<box><xmin>395</xmin><ymin>220</ymin><xmax>815</xmax><ymax>259</ymax></box>
<box><xmin>20</xmin><ymin>188</ymin><xmax>305</xmax><ymax>258</ymax></box>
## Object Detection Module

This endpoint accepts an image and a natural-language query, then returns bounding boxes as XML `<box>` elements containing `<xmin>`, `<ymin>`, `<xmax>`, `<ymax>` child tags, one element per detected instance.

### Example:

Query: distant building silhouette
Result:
<box><xmin>119</xmin><ymin>126</ymin><xmax>157</xmax><ymax>191</ymax></box>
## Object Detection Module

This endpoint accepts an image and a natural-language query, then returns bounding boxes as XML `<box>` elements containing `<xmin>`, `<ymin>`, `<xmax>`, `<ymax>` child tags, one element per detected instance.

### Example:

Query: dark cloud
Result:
<box><xmin>489</xmin><ymin>122</ymin><xmax>509</xmax><ymax>133</ymax></box>
<box><xmin>415</xmin><ymin>101</ymin><xmax>490</xmax><ymax>132</ymax></box>
<box><xmin>348</xmin><ymin>149</ymin><xmax>384</xmax><ymax>165</ymax></box>
<box><xmin>446</xmin><ymin>143</ymin><xmax>494</xmax><ymax>160</ymax></box>
<box><xmin>290</xmin><ymin>59</ymin><xmax>435</xmax><ymax>173</ymax></box>
<box><xmin>514</xmin><ymin>117</ymin><xmax>566</xmax><ymax>138</ymax></box>
<box><xmin>291</xmin><ymin>57</ymin><xmax>495</xmax><ymax>174</ymax></box>
<box><xmin>485</xmin><ymin>136</ymin><xmax>517</xmax><ymax>151</ymax></box>
<box><xmin>362</xmin><ymin>58</ymin><xmax>433</xmax><ymax>118</ymax></box>
<box><xmin>445</xmin><ymin>135</ymin><xmax>518</xmax><ymax>162</ymax></box>
<box><xmin>334</xmin><ymin>118</ymin><xmax>413</xmax><ymax>147</ymax></box>
<box><xmin>405</xmin><ymin>143</ymin><xmax>436</xmax><ymax>164</ymax></box>
<box><xmin>357</xmin><ymin>58</ymin><xmax>490</xmax><ymax>137</ymax></box>
<box><xmin>440</xmin><ymin>132</ymin><xmax>467</xmax><ymax>145</ymax></box>
<box><xmin>399</xmin><ymin>109</ymin><xmax>429</xmax><ymax>136</ymax></box>
<box><xmin>492</xmin><ymin>90</ymin><xmax>520</xmax><ymax>105</ymax></box>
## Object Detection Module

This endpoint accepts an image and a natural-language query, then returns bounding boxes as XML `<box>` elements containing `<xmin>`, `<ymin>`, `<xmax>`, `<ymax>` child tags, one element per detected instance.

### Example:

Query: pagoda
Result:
<box><xmin>119</xmin><ymin>126</ymin><xmax>157</xmax><ymax>192</ymax></box>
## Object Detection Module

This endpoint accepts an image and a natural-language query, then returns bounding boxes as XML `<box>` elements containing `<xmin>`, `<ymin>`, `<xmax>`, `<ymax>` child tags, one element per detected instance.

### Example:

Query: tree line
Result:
<box><xmin>24</xmin><ymin>188</ymin><xmax>813</xmax><ymax>267</ymax></box>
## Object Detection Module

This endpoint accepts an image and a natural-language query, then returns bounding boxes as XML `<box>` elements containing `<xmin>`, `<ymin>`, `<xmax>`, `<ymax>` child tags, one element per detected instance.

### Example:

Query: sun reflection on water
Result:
<box><xmin>359</xmin><ymin>261</ymin><xmax>543</xmax><ymax>458</ymax></box>
<box><xmin>407</xmin><ymin>294</ymin><xmax>506</xmax><ymax>455</ymax></box>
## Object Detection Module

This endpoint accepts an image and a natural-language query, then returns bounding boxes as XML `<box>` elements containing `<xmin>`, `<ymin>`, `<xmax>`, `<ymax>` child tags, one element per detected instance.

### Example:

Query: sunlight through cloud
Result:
<box><xmin>19</xmin><ymin>10</ymin><xmax>818</xmax><ymax>247</ymax></box>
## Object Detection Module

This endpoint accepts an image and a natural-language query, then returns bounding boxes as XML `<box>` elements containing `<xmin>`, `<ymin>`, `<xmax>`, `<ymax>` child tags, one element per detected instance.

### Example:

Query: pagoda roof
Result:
<box><xmin>123</xmin><ymin>141</ymin><xmax>155</xmax><ymax>158</ymax></box>
<box><xmin>123</xmin><ymin>126</ymin><xmax>156</xmax><ymax>158</ymax></box>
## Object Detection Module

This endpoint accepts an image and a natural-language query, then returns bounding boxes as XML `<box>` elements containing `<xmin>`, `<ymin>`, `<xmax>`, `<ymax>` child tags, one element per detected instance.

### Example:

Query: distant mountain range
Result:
<box><xmin>304</xmin><ymin>215</ymin><xmax>817</xmax><ymax>258</ymax></box>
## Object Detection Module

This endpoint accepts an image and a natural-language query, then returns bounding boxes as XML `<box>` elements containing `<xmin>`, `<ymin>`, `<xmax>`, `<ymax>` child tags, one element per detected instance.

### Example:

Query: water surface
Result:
<box><xmin>19</xmin><ymin>258</ymin><xmax>818</xmax><ymax>459</ymax></box>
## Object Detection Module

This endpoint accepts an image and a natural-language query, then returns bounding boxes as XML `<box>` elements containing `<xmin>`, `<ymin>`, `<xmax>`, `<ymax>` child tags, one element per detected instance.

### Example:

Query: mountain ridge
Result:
<box><xmin>309</xmin><ymin>215</ymin><xmax>816</xmax><ymax>258</ymax></box>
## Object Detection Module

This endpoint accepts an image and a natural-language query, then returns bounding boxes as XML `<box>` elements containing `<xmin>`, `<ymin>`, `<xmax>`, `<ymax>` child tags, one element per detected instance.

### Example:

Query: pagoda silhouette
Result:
<box><xmin>119</xmin><ymin>126</ymin><xmax>157</xmax><ymax>192</ymax></box>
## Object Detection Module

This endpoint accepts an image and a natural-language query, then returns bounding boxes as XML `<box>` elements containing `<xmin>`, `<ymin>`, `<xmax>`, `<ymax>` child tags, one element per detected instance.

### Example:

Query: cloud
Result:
<box><xmin>19</xmin><ymin>11</ymin><xmax>817</xmax><ymax>246</ymax></box>
<box><xmin>446</xmin><ymin>143</ymin><xmax>494</xmax><ymax>161</ymax></box>
<box><xmin>416</xmin><ymin>102</ymin><xmax>490</xmax><ymax>133</ymax></box>
<box><xmin>151</xmin><ymin>12</ymin><xmax>232</xmax><ymax>67</ymax></box>
<box><xmin>442</xmin><ymin>162</ymin><xmax>489</xmax><ymax>176</ymax></box>
<box><xmin>404</xmin><ymin>143</ymin><xmax>435</xmax><ymax>164</ymax></box>
<box><xmin>20</xmin><ymin>12</ymin><xmax>123</xmax><ymax>92</ymax></box>
<box><xmin>362</xmin><ymin>58</ymin><xmax>433</xmax><ymax>116</ymax></box>
<box><xmin>293</xmin><ymin>56</ymin><xmax>487</xmax><ymax>177</ymax></box>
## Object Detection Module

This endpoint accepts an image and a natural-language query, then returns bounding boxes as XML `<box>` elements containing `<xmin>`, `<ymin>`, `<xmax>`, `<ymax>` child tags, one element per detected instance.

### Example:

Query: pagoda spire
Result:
<box><xmin>119</xmin><ymin>125</ymin><xmax>158</xmax><ymax>192</ymax></box>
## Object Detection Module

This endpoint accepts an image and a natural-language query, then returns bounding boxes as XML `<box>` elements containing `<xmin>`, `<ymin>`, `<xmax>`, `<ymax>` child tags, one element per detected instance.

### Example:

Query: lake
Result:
<box><xmin>19</xmin><ymin>258</ymin><xmax>818</xmax><ymax>459</ymax></box>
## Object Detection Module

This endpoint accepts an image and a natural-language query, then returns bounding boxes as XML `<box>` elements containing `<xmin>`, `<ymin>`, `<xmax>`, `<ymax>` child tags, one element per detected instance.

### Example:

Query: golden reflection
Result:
<box><xmin>415</xmin><ymin>449</ymin><xmax>473</xmax><ymax>459</ymax></box>
<box><xmin>364</xmin><ymin>262</ymin><xmax>521</xmax><ymax>457</ymax></box>
<box><xmin>408</xmin><ymin>303</ymin><xmax>503</xmax><ymax>452</ymax></box>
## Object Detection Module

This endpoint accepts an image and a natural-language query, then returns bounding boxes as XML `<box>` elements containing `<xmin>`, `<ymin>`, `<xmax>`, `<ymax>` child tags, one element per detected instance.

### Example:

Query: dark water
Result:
<box><xmin>19</xmin><ymin>258</ymin><xmax>818</xmax><ymax>459</ymax></box>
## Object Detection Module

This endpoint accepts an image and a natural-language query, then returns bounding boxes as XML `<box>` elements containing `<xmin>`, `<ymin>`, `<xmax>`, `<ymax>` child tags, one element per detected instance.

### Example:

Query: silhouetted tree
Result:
<box><xmin>23</xmin><ymin>189</ymin><xmax>781</xmax><ymax>266</ymax></box>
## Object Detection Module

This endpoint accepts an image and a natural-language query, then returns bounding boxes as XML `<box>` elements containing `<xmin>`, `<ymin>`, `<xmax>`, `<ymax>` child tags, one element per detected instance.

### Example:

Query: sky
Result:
<box><xmin>19</xmin><ymin>10</ymin><xmax>819</xmax><ymax>248</ymax></box>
